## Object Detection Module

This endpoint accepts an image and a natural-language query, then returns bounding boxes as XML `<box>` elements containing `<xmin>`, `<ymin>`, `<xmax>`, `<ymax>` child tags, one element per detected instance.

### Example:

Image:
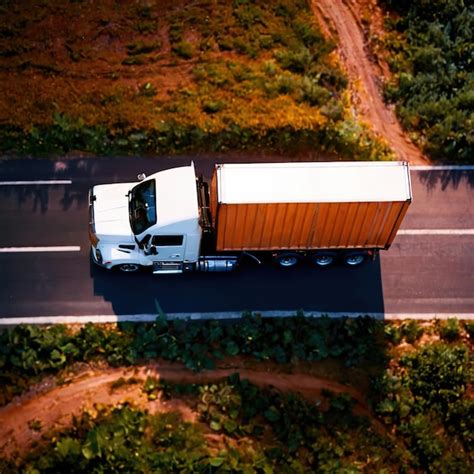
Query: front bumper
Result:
<box><xmin>90</xmin><ymin>246</ymin><xmax>113</xmax><ymax>269</ymax></box>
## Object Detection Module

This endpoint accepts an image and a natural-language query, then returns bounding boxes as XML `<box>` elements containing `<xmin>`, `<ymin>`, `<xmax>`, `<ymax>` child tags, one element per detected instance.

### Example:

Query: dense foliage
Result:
<box><xmin>382</xmin><ymin>0</ymin><xmax>473</xmax><ymax>162</ymax></box>
<box><xmin>0</xmin><ymin>318</ymin><xmax>472</xmax><ymax>471</ymax></box>
<box><xmin>0</xmin><ymin>314</ymin><xmax>386</xmax><ymax>405</ymax></box>
<box><xmin>3</xmin><ymin>376</ymin><xmax>403</xmax><ymax>472</ymax></box>
<box><xmin>375</xmin><ymin>343</ymin><xmax>473</xmax><ymax>472</ymax></box>
<box><xmin>0</xmin><ymin>0</ymin><xmax>391</xmax><ymax>159</ymax></box>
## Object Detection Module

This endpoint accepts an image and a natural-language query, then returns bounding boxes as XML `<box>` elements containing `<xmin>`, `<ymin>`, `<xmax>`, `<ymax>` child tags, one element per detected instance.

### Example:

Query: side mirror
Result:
<box><xmin>138</xmin><ymin>234</ymin><xmax>151</xmax><ymax>249</ymax></box>
<box><xmin>137</xmin><ymin>173</ymin><xmax>147</xmax><ymax>181</ymax></box>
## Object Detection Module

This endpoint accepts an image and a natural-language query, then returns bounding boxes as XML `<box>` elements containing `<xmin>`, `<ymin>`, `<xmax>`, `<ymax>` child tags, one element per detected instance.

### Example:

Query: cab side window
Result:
<box><xmin>151</xmin><ymin>235</ymin><xmax>184</xmax><ymax>246</ymax></box>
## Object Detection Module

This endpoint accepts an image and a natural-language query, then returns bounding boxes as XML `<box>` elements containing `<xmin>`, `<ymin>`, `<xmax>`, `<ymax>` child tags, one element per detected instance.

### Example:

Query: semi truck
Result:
<box><xmin>88</xmin><ymin>161</ymin><xmax>412</xmax><ymax>274</ymax></box>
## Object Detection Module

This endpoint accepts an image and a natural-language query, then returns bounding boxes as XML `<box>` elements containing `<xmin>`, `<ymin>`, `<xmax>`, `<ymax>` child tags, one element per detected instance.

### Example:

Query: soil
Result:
<box><xmin>0</xmin><ymin>361</ymin><xmax>387</xmax><ymax>461</ymax></box>
<box><xmin>312</xmin><ymin>0</ymin><xmax>428</xmax><ymax>164</ymax></box>
<box><xmin>2</xmin><ymin>0</ymin><xmax>429</xmax><ymax>164</ymax></box>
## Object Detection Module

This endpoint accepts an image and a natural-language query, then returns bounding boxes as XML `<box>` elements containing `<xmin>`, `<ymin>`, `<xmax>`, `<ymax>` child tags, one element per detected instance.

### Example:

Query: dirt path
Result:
<box><xmin>313</xmin><ymin>0</ymin><xmax>428</xmax><ymax>164</ymax></box>
<box><xmin>0</xmin><ymin>363</ymin><xmax>385</xmax><ymax>460</ymax></box>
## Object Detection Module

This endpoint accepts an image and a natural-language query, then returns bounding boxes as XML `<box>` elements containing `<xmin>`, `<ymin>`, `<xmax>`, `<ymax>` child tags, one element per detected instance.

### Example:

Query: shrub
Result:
<box><xmin>400</xmin><ymin>344</ymin><xmax>470</xmax><ymax>410</ymax></box>
<box><xmin>274</xmin><ymin>46</ymin><xmax>313</xmax><ymax>73</ymax></box>
<box><xmin>399</xmin><ymin>414</ymin><xmax>444</xmax><ymax>471</ymax></box>
<box><xmin>438</xmin><ymin>318</ymin><xmax>461</xmax><ymax>341</ymax></box>
<box><xmin>375</xmin><ymin>341</ymin><xmax>473</xmax><ymax>471</ymax></box>
<box><xmin>381</xmin><ymin>0</ymin><xmax>473</xmax><ymax>162</ymax></box>
<box><xmin>202</xmin><ymin>100</ymin><xmax>226</xmax><ymax>114</ymax></box>
<box><xmin>172</xmin><ymin>41</ymin><xmax>194</xmax><ymax>59</ymax></box>
<box><xmin>401</xmin><ymin>320</ymin><xmax>424</xmax><ymax>344</ymax></box>
<box><xmin>138</xmin><ymin>82</ymin><xmax>157</xmax><ymax>97</ymax></box>
<box><xmin>126</xmin><ymin>41</ymin><xmax>161</xmax><ymax>56</ymax></box>
<box><xmin>464</xmin><ymin>321</ymin><xmax>474</xmax><ymax>338</ymax></box>
<box><xmin>0</xmin><ymin>315</ymin><xmax>386</xmax><ymax>405</ymax></box>
<box><xmin>4</xmin><ymin>376</ymin><xmax>409</xmax><ymax>472</ymax></box>
<box><xmin>384</xmin><ymin>323</ymin><xmax>402</xmax><ymax>344</ymax></box>
<box><xmin>121</xmin><ymin>56</ymin><xmax>145</xmax><ymax>66</ymax></box>
<box><xmin>298</xmin><ymin>76</ymin><xmax>331</xmax><ymax>106</ymax></box>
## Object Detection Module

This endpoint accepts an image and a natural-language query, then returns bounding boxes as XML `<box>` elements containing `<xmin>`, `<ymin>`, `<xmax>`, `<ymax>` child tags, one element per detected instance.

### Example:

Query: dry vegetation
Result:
<box><xmin>0</xmin><ymin>0</ymin><xmax>392</xmax><ymax>158</ymax></box>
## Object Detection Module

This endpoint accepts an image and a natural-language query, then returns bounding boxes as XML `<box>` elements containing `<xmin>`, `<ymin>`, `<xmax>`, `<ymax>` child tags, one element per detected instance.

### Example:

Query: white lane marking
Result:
<box><xmin>0</xmin><ymin>180</ymin><xmax>72</xmax><ymax>185</ymax></box>
<box><xmin>411</xmin><ymin>165</ymin><xmax>474</xmax><ymax>170</ymax></box>
<box><xmin>0</xmin><ymin>312</ymin><xmax>473</xmax><ymax>325</ymax></box>
<box><xmin>398</xmin><ymin>229</ymin><xmax>474</xmax><ymax>235</ymax></box>
<box><xmin>0</xmin><ymin>246</ymin><xmax>81</xmax><ymax>253</ymax></box>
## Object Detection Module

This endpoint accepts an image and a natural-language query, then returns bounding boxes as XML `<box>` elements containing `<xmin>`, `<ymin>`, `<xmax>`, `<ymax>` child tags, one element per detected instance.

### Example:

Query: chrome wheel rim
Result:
<box><xmin>119</xmin><ymin>264</ymin><xmax>139</xmax><ymax>272</ymax></box>
<box><xmin>279</xmin><ymin>256</ymin><xmax>298</xmax><ymax>267</ymax></box>
<box><xmin>345</xmin><ymin>255</ymin><xmax>364</xmax><ymax>266</ymax></box>
<box><xmin>315</xmin><ymin>256</ymin><xmax>333</xmax><ymax>266</ymax></box>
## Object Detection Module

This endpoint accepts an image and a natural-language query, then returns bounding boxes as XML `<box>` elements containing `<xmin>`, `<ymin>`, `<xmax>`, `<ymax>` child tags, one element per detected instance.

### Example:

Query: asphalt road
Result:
<box><xmin>0</xmin><ymin>155</ymin><xmax>473</xmax><ymax>320</ymax></box>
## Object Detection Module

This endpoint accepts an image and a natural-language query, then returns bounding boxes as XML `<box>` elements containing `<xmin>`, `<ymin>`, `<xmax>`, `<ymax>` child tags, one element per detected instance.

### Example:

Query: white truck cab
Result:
<box><xmin>89</xmin><ymin>163</ymin><xmax>202</xmax><ymax>274</ymax></box>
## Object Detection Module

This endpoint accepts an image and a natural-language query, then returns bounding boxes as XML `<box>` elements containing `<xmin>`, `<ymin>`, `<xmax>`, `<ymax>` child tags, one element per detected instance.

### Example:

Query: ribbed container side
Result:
<box><xmin>215</xmin><ymin>200</ymin><xmax>410</xmax><ymax>251</ymax></box>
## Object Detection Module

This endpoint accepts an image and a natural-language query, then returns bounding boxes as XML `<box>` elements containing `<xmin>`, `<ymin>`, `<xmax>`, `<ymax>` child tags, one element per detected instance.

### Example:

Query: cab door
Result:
<box><xmin>151</xmin><ymin>235</ymin><xmax>185</xmax><ymax>261</ymax></box>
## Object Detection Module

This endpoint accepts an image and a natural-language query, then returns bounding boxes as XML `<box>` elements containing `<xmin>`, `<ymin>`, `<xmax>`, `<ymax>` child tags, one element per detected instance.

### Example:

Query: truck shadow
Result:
<box><xmin>416</xmin><ymin>169</ymin><xmax>474</xmax><ymax>191</ymax></box>
<box><xmin>90</xmin><ymin>257</ymin><xmax>385</xmax><ymax>317</ymax></box>
<box><xmin>0</xmin><ymin>157</ymin><xmax>96</xmax><ymax>214</ymax></box>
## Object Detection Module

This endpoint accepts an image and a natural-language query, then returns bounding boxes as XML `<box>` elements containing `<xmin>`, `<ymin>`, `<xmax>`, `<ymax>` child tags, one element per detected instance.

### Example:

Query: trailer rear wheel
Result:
<box><xmin>273</xmin><ymin>252</ymin><xmax>301</xmax><ymax>268</ymax></box>
<box><xmin>310</xmin><ymin>251</ymin><xmax>337</xmax><ymax>267</ymax></box>
<box><xmin>343</xmin><ymin>252</ymin><xmax>366</xmax><ymax>267</ymax></box>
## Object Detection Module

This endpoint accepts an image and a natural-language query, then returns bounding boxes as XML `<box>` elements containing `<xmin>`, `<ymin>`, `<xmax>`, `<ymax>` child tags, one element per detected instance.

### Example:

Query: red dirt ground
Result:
<box><xmin>0</xmin><ymin>362</ymin><xmax>387</xmax><ymax>461</ymax></box>
<box><xmin>313</xmin><ymin>0</ymin><xmax>428</xmax><ymax>164</ymax></box>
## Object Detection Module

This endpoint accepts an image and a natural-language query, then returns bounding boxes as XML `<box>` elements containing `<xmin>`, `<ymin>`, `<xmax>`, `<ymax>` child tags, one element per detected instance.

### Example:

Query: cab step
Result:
<box><xmin>152</xmin><ymin>261</ymin><xmax>183</xmax><ymax>274</ymax></box>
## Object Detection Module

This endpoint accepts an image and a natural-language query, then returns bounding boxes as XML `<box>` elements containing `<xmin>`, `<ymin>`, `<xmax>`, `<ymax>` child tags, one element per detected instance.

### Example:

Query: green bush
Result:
<box><xmin>375</xmin><ymin>341</ymin><xmax>473</xmax><ymax>471</ymax></box>
<box><xmin>400</xmin><ymin>343</ymin><xmax>470</xmax><ymax>410</ymax></box>
<box><xmin>126</xmin><ymin>40</ymin><xmax>161</xmax><ymax>56</ymax></box>
<box><xmin>437</xmin><ymin>318</ymin><xmax>461</xmax><ymax>341</ymax></box>
<box><xmin>0</xmin><ymin>315</ymin><xmax>386</xmax><ymax>405</ymax></box>
<box><xmin>464</xmin><ymin>321</ymin><xmax>474</xmax><ymax>338</ymax></box>
<box><xmin>381</xmin><ymin>0</ymin><xmax>473</xmax><ymax>162</ymax></box>
<box><xmin>401</xmin><ymin>320</ymin><xmax>424</xmax><ymax>343</ymax></box>
<box><xmin>3</xmin><ymin>376</ymin><xmax>407</xmax><ymax>472</ymax></box>
<box><xmin>298</xmin><ymin>76</ymin><xmax>331</xmax><ymax>106</ymax></box>
<box><xmin>202</xmin><ymin>100</ymin><xmax>226</xmax><ymax>114</ymax></box>
<box><xmin>384</xmin><ymin>323</ymin><xmax>402</xmax><ymax>344</ymax></box>
<box><xmin>172</xmin><ymin>41</ymin><xmax>194</xmax><ymax>59</ymax></box>
<box><xmin>274</xmin><ymin>46</ymin><xmax>313</xmax><ymax>74</ymax></box>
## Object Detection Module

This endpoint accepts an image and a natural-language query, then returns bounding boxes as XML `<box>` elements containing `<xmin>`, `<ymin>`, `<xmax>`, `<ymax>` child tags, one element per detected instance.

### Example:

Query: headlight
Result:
<box><xmin>89</xmin><ymin>225</ymin><xmax>100</xmax><ymax>247</ymax></box>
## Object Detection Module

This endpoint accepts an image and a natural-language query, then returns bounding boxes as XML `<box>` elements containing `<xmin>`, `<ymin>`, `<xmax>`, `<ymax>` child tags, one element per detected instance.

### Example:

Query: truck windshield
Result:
<box><xmin>129</xmin><ymin>179</ymin><xmax>157</xmax><ymax>234</ymax></box>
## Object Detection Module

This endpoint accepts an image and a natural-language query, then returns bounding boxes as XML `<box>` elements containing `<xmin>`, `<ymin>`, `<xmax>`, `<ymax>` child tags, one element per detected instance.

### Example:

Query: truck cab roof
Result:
<box><xmin>143</xmin><ymin>163</ymin><xmax>201</xmax><ymax>235</ymax></box>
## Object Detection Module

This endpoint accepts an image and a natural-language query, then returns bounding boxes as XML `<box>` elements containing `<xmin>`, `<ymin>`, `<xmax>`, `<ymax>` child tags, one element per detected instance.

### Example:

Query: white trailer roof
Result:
<box><xmin>216</xmin><ymin>161</ymin><xmax>412</xmax><ymax>204</ymax></box>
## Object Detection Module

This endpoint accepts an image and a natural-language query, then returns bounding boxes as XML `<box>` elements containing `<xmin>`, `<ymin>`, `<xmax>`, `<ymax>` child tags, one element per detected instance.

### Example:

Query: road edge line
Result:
<box><xmin>0</xmin><ymin>246</ymin><xmax>81</xmax><ymax>253</ymax></box>
<box><xmin>0</xmin><ymin>180</ymin><xmax>72</xmax><ymax>185</ymax></box>
<box><xmin>1</xmin><ymin>312</ymin><xmax>474</xmax><ymax>325</ymax></box>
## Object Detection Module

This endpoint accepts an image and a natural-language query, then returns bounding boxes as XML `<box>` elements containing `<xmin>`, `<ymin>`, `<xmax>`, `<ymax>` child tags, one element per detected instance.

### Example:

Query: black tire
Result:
<box><xmin>272</xmin><ymin>252</ymin><xmax>301</xmax><ymax>268</ymax></box>
<box><xmin>309</xmin><ymin>251</ymin><xmax>337</xmax><ymax>267</ymax></box>
<box><xmin>342</xmin><ymin>252</ymin><xmax>367</xmax><ymax>267</ymax></box>
<box><xmin>116</xmin><ymin>263</ymin><xmax>141</xmax><ymax>272</ymax></box>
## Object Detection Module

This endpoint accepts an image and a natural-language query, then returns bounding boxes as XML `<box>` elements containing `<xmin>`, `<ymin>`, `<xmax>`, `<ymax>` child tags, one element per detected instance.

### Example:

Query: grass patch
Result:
<box><xmin>0</xmin><ymin>0</ymin><xmax>391</xmax><ymax>158</ymax></box>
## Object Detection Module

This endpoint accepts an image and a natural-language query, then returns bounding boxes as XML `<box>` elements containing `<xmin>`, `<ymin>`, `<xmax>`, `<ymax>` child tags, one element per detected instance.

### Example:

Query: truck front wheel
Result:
<box><xmin>116</xmin><ymin>263</ymin><xmax>141</xmax><ymax>272</ymax></box>
<box><xmin>272</xmin><ymin>252</ymin><xmax>301</xmax><ymax>268</ymax></box>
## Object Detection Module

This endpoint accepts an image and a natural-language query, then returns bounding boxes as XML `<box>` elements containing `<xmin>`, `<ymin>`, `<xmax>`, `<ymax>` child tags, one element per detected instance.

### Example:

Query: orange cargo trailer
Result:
<box><xmin>89</xmin><ymin>161</ymin><xmax>412</xmax><ymax>274</ymax></box>
<box><xmin>210</xmin><ymin>162</ymin><xmax>412</xmax><ymax>252</ymax></box>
